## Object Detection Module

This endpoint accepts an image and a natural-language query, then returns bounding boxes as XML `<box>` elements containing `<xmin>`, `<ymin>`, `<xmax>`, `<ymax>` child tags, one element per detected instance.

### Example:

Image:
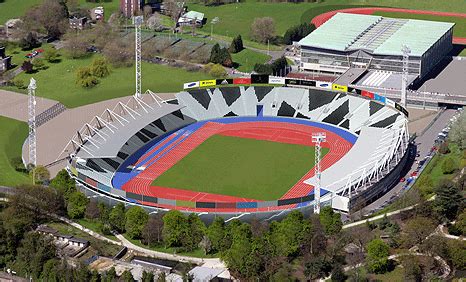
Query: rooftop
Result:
<box><xmin>299</xmin><ymin>13</ymin><xmax>455</xmax><ymax>57</ymax></box>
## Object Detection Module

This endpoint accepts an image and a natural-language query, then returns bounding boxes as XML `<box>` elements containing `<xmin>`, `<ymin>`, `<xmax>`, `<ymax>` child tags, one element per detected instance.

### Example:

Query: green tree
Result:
<box><xmin>400</xmin><ymin>255</ymin><xmax>422</xmax><ymax>282</ymax></box>
<box><xmin>109</xmin><ymin>203</ymin><xmax>126</xmax><ymax>233</ymax></box>
<box><xmin>162</xmin><ymin>210</ymin><xmax>189</xmax><ymax>248</ymax></box>
<box><xmin>229</xmin><ymin>35</ymin><xmax>244</xmax><ymax>53</ymax></box>
<box><xmin>303</xmin><ymin>256</ymin><xmax>332</xmax><ymax>280</ymax></box>
<box><xmin>447</xmin><ymin>239</ymin><xmax>466</xmax><ymax>270</ymax></box>
<box><xmin>142</xmin><ymin>213</ymin><xmax>164</xmax><ymax>246</ymax></box>
<box><xmin>67</xmin><ymin>191</ymin><xmax>90</xmax><ymax>219</ymax></box>
<box><xmin>91</xmin><ymin>57</ymin><xmax>110</xmax><ymax>78</ymax></box>
<box><xmin>19</xmin><ymin>32</ymin><xmax>40</xmax><ymax>50</ymax></box>
<box><xmin>208</xmin><ymin>64</ymin><xmax>227</xmax><ymax>78</ymax></box>
<box><xmin>366</xmin><ymin>239</ymin><xmax>390</xmax><ymax>274</ymax></box>
<box><xmin>33</xmin><ymin>58</ymin><xmax>45</xmax><ymax>70</ymax></box>
<box><xmin>76</xmin><ymin>66</ymin><xmax>99</xmax><ymax>88</ymax></box>
<box><xmin>207</xmin><ymin>217</ymin><xmax>226</xmax><ymax>253</ymax></box>
<box><xmin>441</xmin><ymin>156</ymin><xmax>458</xmax><ymax>174</ymax></box>
<box><xmin>50</xmin><ymin>169</ymin><xmax>76</xmax><ymax>200</ymax></box>
<box><xmin>121</xmin><ymin>270</ymin><xmax>134</xmax><ymax>282</ymax></box>
<box><xmin>125</xmin><ymin>206</ymin><xmax>149</xmax><ymax>239</ymax></box>
<box><xmin>330</xmin><ymin>263</ymin><xmax>347</xmax><ymax>282</ymax></box>
<box><xmin>16</xmin><ymin>232</ymin><xmax>56</xmax><ymax>279</ymax></box>
<box><xmin>433</xmin><ymin>179</ymin><xmax>463</xmax><ymax>221</ymax></box>
<box><xmin>182</xmin><ymin>213</ymin><xmax>206</xmax><ymax>251</ymax></box>
<box><xmin>210</xmin><ymin>43</ymin><xmax>232</xmax><ymax>67</ymax></box>
<box><xmin>30</xmin><ymin>165</ymin><xmax>50</xmax><ymax>184</ymax></box>
<box><xmin>43</xmin><ymin>48</ymin><xmax>59</xmax><ymax>63</ymax></box>
<box><xmin>13</xmin><ymin>78</ymin><xmax>26</xmax><ymax>89</ymax></box>
<box><xmin>319</xmin><ymin>206</ymin><xmax>342</xmax><ymax>235</ymax></box>
<box><xmin>40</xmin><ymin>259</ymin><xmax>60</xmax><ymax>281</ymax></box>
<box><xmin>270</xmin><ymin>210</ymin><xmax>310</xmax><ymax>257</ymax></box>
<box><xmin>449</xmin><ymin>111</ymin><xmax>466</xmax><ymax>149</ymax></box>
<box><xmin>142</xmin><ymin>270</ymin><xmax>154</xmax><ymax>282</ymax></box>
<box><xmin>283</xmin><ymin>23</ymin><xmax>315</xmax><ymax>45</ymax></box>
<box><xmin>90</xmin><ymin>269</ymin><xmax>101</xmax><ymax>282</ymax></box>
<box><xmin>104</xmin><ymin>267</ymin><xmax>117</xmax><ymax>282</ymax></box>
<box><xmin>403</xmin><ymin>217</ymin><xmax>435</xmax><ymax>247</ymax></box>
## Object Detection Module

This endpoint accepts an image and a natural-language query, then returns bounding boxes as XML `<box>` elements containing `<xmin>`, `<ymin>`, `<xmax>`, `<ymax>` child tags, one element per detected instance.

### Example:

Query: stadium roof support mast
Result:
<box><xmin>401</xmin><ymin>45</ymin><xmax>411</xmax><ymax>107</ymax></box>
<box><xmin>312</xmin><ymin>132</ymin><xmax>326</xmax><ymax>214</ymax></box>
<box><xmin>133</xmin><ymin>16</ymin><xmax>143</xmax><ymax>98</ymax></box>
<box><xmin>28</xmin><ymin>78</ymin><xmax>37</xmax><ymax>167</ymax></box>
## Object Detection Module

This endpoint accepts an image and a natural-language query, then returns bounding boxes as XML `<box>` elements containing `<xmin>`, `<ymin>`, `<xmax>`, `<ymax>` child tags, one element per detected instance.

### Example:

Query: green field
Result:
<box><xmin>9</xmin><ymin>54</ymin><xmax>212</xmax><ymax>108</ymax></box>
<box><xmin>152</xmin><ymin>135</ymin><xmax>327</xmax><ymax>201</ymax></box>
<box><xmin>0</xmin><ymin>116</ymin><xmax>30</xmax><ymax>186</ymax></box>
<box><xmin>231</xmin><ymin>48</ymin><xmax>271</xmax><ymax>72</ymax></box>
<box><xmin>373</xmin><ymin>11</ymin><xmax>466</xmax><ymax>37</ymax></box>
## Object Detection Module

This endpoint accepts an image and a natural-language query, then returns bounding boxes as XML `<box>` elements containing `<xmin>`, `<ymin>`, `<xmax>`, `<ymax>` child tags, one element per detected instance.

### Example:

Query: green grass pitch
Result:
<box><xmin>151</xmin><ymin>135</ymin><xmax>328</xmax><ymax>201</ymax></box>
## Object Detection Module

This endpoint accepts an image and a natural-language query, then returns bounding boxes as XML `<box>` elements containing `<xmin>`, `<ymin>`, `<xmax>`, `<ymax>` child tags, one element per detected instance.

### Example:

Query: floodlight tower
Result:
<box><xmin>28</xmin><ymin>78</ymin><xmax>37</xmax><ymax>167</ymax></box>
<box><xmin>401</xmin><ymin>45</ymin><xmax>411</xmax><ymax>107</ymax></box>
<box><xmin>133</xmin><ymin>15</ymin><xmax>144</xmax><ymax>98</ymax></box>
<box><xmin>312</xmin><ymin>132</ymin><xmax>326</xmax><ymax>214</ymax></box>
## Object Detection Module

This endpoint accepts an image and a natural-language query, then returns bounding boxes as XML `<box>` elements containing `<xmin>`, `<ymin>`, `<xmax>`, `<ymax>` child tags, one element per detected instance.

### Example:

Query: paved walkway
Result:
<box><xmin>310</xmin><ymin>7</ymin><xmax>466</xmax><ymax>44</ymax></box>
<box><xmin>0</xmin><ymin>89</ymin><xmax>58</xmax><ymax>122</ymax></box>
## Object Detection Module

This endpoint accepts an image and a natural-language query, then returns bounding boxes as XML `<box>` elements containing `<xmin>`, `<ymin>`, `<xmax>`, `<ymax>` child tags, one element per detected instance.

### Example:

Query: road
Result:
<box><xmin>360</xmin><ymin>109</ymin><xmax>457</xmax><ymax>216</ymax></box>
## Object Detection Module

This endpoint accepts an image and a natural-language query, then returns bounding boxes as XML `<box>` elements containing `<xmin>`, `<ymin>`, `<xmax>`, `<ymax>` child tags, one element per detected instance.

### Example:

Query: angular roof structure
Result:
<box><xmin>299</xmin><ymin>13</ymin><xmax>455</xmax><ymax>57</ymax></box>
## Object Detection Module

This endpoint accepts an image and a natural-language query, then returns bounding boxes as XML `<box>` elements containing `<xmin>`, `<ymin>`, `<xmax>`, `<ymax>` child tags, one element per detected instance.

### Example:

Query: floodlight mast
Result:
<box><xmin>401</xmin><ymin>45</ymin><xmax>411</xmax><ymax>107</ymax></box>
<box><xmin>28</xmin><ymin>78</ymin><xmax>37</xmax><ymax>168</ymax></box>
<box><xmin>133</xmin><ymin>16</ymin><xmax>144</xmax><ymax>98</ymax></box>
<box><xmin>312</xmin><ymin>132</ymin><xmax>326</xmax><ymax>214</ymax></box>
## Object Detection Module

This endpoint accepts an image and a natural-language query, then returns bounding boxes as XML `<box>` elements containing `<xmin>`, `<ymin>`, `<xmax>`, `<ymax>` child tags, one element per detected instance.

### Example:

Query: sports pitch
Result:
<box><xmin>151</xmin><ymin>135</ymin><xmax>328</xmax><ymax>201</ymax></box>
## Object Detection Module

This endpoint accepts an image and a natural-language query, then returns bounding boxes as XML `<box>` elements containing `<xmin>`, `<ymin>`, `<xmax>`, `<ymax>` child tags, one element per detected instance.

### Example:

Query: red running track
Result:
<box><xmin>311</xmin><ymin>7</ymin><xmax>466</xmax><ymax>44</ymax></box>
<box><xmin>121</xmin><ymin>121</ymin><xmax>353</xmax><ymax>211</ymax></box>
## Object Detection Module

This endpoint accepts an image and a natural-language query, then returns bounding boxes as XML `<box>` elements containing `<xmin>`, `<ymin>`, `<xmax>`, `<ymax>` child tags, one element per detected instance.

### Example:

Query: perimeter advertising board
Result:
<box><xmin>183</xmin><ymin>81</ymin><xmax>200</xmax><ymax>89</ymax></box>
<box><xmin>316</xmin><ymin>81</ymin><xmax>332</xmax><ymax>89</ymax></box>
<box><xmin>268</xmin><ymin>76</ymin><xmax>286</xmax><ymax>85</ymax></box>
<box><xmin>199</xmin><ymin>80</ymin><xmax>216</xmax><ymax>87</ymax></box>
<box><xmin>332</xmin><ymin>84</ymin><xmax>348</xmax><ymax>92</ymax></box>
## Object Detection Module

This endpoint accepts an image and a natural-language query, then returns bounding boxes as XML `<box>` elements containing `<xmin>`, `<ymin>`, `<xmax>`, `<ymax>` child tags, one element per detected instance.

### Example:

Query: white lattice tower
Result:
<box><xmin>401</xmin><ymin>45</ymin><xmax>411</xmax><ymax>107</ymax></box>
<box><xmin>28</xmin><ymin>78</ymin><xmax>37</xmax><ymax>167</ymax></box>
<box><xmin>133</xmin><ymin>16</ymin><xmax>143</xmax><ymax>98</ymax></box>
<box><xmin>312</xmin><ymin>132</ymin><xmax>326</xmax><ymax>214</ymax></box>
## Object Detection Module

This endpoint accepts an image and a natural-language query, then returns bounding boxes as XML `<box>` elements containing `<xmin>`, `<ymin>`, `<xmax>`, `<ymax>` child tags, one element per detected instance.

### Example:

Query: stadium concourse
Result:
<box><xmin>66</xmin><ymin>81</ymin><xmax>410</xmax><ymax>221</ymax></box>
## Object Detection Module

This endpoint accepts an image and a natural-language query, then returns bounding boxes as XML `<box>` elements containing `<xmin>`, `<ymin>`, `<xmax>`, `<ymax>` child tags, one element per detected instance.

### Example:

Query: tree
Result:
<box><xmin>162</xmin><ymin>210</ymin><xmax>190</xmax><ymax>248</ymax></box>
<box><xmin>403</xmin><ymin>217</ymin><xmax>435</xmax><ymax>247</ymax></box>
<box><xmin>283</xmin><ymin>23</ymin><xmax>315</xmax><ymax>45</ymax></box>
<box><xmin>40</xmin><ymin>259</ymin><xmax>60</xmax><ymax>281</ymax></box>
<box><xmin>181</xmin><ymin>213</ymin><xmax>206</xmax><ymax>251</ymax></box>
<box><xmin>91</xmin><ymin>57</ymin><xmax>110</xmax><ymax>78</ymax></box>
<box><xmin>433</xmin><ymin>179</ymin><xmax>463</xmax><ymax>221</ymax></box>
<box><xmin>13</xmin><ymin>78</ymin><xmax>26</xmax><ymax>89</ymax></box>
<box><xmin>121</xmin><ymin>270</ymin><xmax>134</xmax><ymax>282</ymax></box>
<box><xmin>32</xmin><ymin>58</ymin><xmax>45</xmax><ymax>70</ymax></box>
<box><xmin>446</xmin><ymin>239</ymin><xmax>466</xmax><ymax>270</ymax></box>
<box><xmin>109</xmin><ymin>203</ymin><xmax>126</xmax><ymax>233</ymax></box>
<box><xmin>50</xmin><ymin>169</ymin><xmax>76</xmax><ymax>200</ymax></box>
<box><xmin>22</xmin><ymin>0</ymin><xmax>68</xmax><ymax>38</ymax></box>
<box><xmin>303</xmin><ymin>256</ymin><xmax>332</xmax><ymax>280</ymax></box>
<box><xmin>366</xmin><ymin>239</ymin><xmax>390</xmax><ymax>274</ymax></box>
<box><xmin>209</xmin><ymin>64</ymin><xmax>227</xmax><ymax>78</ymax></box>
<box><xmin>142</xmin><ymin>213</ymin><xmax>164</xmax><ymax>246</ymax></box>
<box><xmin>319</xmin><ymin>206</ymin><xmax>342</xmax><ymax>235</ymax></box>
<box><xmin>21</xmin><ymin>60</ymin><xmax>34</xmax><ymax>73</ymax></box>
<box><xmin>85</xmin><ymin>200</ymin><xmax>100</xmax><ymax>219</ymax></box>
<box><xmin>449</xmin><ymin>111</ymin><xmax>466</xmax><ymax>149</ymax></box>
<box><xmin>438</xmin><ymin>142</ymin><xmax>450</xmax><ymax>154</ymax></box>
<box><xmin>147</xmin><ymin>13</ymin><xmax>165</xmax><ymax>31</ymax></box>
<box><xmin>400</xmin><ymin>255</ymin><xmax>422</xmax><ymax>282</ymax></box>
<box><xmin>330</xmin><ymin>263</ymin><xmax>347</xmax><ymax>282</ymax></box>
<box><xmin>441</xmin><ymin>157</ymin><xmax>458</xmax><ymax>174</ymax></box>
<box><xmin>19</xmin><ymin>32</ymin><xmax>40</xmax><ymax>50</ymax></box>
<box><xmin>67</xmin><ymin>192</ymin><xmax>90</xmax><ymax>219</ymax></box>
<box><xmin>142</xmin><ymin>270</ymin><xmax>154</xmax><ymax>282</ymax></box>
<box><xmin>229</xmin><ymin>35</ymin><xmax>244</xmax><ymax>53</ymax></box>
<box><xmin>30</xmin><ymin>165</ymin><xmax>50</xmax><ymax>184</ymax></box>
<box><xmin>250</xmin><ymin>17</ymin><xmax>275</xmax><ymax>44</ymax></box>
<box><xmin>76</xmin><ymin>66</ymin><xmax>99</xmax><ymax>88</ymax></box>
<box><xmin>90</xmin><ymin>270</ymin><xmax>102</xmax><ymax>282</ymax></box>
<box><xmin>16</xmin><ymin>232</ymin><xmax>56</xmax><ymax>279</ymax></box>
<box><xmin>125</xmin><ymin>206</ymin><xmax>149</xmax><ymax>239</ymax></box>
<box><xmin>207</xmin><ymin>217</ymin><xmax>226</xmax><ymax>253</ymax></box>
<box><xmin>104</xmin><ymin>267</ymin><xmax>117</xmax><ymax>282</ymax></box>
<box><xmin>210</xmin><ymin>43</ymin><xmax>232</xmax><ymax>67</ymax></box>
<box><xmin>199</xmin><ymin>235</ymin><xmax>212</xmax><ymax>255</ymax></box>
<box><xmin>103</xmin><ymin>38</ymin><xmax>133</xmax><ymax>67</ymax></box>
<box><xmin>63</xmin><ymin>33</ymin><xmax>89</xmax><ymax>59</ymax></box>
<box><xmin>270</xmin><ymin>210</ymin><xmax>310</xmax><ymax>257</ymax></box>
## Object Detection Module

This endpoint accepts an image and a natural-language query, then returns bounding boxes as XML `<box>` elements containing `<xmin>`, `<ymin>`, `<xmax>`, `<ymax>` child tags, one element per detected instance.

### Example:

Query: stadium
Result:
<box><xmin>67</xmin><ymin>76</ymin><xmax>412</xmax><ymax>221</ymax></box>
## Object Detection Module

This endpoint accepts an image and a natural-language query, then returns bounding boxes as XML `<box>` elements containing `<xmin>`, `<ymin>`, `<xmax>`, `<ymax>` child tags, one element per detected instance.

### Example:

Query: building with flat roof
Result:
<box><xmin>298</xmin><ymin>13</ymin><xmax>454</xmax><ymax>86</ymax></box>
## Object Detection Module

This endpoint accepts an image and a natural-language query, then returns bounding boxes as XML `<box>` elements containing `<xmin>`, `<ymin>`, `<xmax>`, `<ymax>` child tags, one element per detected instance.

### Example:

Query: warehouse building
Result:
<box><xmin>298</xmin><ymin>13</ymin><xmax>454</xmax><ymax>90</ymax></box>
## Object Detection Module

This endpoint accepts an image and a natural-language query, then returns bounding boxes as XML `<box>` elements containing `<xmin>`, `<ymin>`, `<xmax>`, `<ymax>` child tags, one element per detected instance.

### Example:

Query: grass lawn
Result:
<box><xmin>0</xmin><ymin>0</ymin><xmax>42</xmax><ymax>25</ymax></box>
<box><xmin>11</xmin><ymin>53</ymin><xmax>212</xmax><ymax>108</ymax></box>
<box><xmin>123</xmin><ymin>234</ymin><xmax>217</xmax><ymax>258</ymax></box>
<box><xmin>0</xmin><ymin>116</ymin><xmax>30</xmax><ymax>187</ymax></box>
<box><xmin>77</xmin><ymin>218</ymin><xmax>118</xmax><ymax>241</ymax></box>
<box><xmin>48</xmin><ymin>221</ymin><xmax>122</xmax><ymax>257</ymax></box>
<box><xmin>152</xmin><ymin>135</ymin><xmax>326</xmax><ymax>200</ymax></box>
<box><xmin>373</xmin><ymin>12</ymin><xmax>466</xmax><ymax>37</ymax></box>
<box><xmin>366</xmin><ymin>266</ymin><xmax>404</xmax><ymax>281</ymax></box>
<box><xmin>231</xmin><ymin>48</ymin><xmax>271</xmax><ymax>72</ymax></box>
<box><xmin>78</xmin><ymin>0</ymin><xmax>119</xmax><ymax>21</ymax></box>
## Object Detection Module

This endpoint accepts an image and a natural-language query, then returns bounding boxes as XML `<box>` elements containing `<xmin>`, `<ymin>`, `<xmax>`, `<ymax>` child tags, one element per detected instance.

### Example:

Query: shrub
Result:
<box><xmin>13</xmin><ymin>78</ymin><xmax>26</xmax><ymax>89</ymax></box>
<box><xmin>76</xmin><ymin>66</ymin><xmax>99</xmax><ymax>88</ymax></box>
<box><xmin>43</xmin><ymin>48</ymin><xmax>59</xmax><ymax>63</ymax></box>
<box><xmin>283</xmin><ymin>23</ymin><xmax>315</xmax><ymax>45</ymax></box>
<box><xmin>229</xmin><ymin>35</ymin><xmax>244</xmax><ymax>53</ymax></box>
<box><xmin>209</xmin><ymin>64</ymin><xmax>227</xmax><ymax>78</ymax></box>
<box><xmin>441</xmin><ymin>157</ymin><xmax>458</xmax><ymax>174</ymax></box>
<box><xmin>32</xmin><ymin>58</ymin><xmax>45</xmax><ymax>70</ymax></box>
<box><xmin>438</xmin><ymin>142</ymin><xmax>450</xmax><ymax>154</ymax></box>
<box><xmin>90</xmin><ymin>57</ymin><xmax>110</xmax><ymax>78</ymax></box>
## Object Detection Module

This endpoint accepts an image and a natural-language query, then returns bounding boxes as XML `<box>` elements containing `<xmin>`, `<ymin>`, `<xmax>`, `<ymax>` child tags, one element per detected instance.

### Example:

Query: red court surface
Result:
<box><xmin>121</xmin><ymin>121</ymin><xmax>353</xmax><ymax>211</ymax></box>
<box><xmin>311</xmin><ymin>7</ymin><xmax>466</xmax><ymax>44</ymax></box>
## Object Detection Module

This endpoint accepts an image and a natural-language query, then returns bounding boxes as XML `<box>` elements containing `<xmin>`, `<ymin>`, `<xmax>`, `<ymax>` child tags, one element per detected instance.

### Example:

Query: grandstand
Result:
<box><xmin>67</xmin><ymin>84</ymin><xmax>409</xmax><ymax>221</ymax></box>
<box><xmin>298</xmin><ymin>13</ymin><xmax>454</xmax><ymax>91</ymax></box>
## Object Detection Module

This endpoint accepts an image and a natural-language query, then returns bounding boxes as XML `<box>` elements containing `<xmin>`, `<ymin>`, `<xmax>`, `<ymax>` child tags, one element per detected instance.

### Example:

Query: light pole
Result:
<box><xmin>210</xmin><ymin>17</ymin><xmax>219</xmax><ymax>40</ymax></box>
<box><xmin>312</xmin><ymin>132</ymin><xmax>326</xmax><ymax>214</ymax></box>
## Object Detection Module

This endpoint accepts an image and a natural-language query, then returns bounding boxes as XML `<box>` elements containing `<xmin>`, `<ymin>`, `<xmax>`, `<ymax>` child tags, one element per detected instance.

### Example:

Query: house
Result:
<box><xmin>35</xmin><ymin>224</ymin><xmax>89</xmax><ymax>252</ymax></box>
<box><xmin>0</xmin><ymin>47</ymin><xmax>12</xmax><ymax>72</ymax></box>
<box><xmin>68</xmin><ymin>237</ymin><xmax>89</xmax><ymax>248</ymax></box>
<box><xmin>178</xmin><ymin>11</ymin><xmax>204</xmax><ymax>27</ymax></box>
<box><xmin>69</xmin><ymin>17</ymin><xmax>88</xmax><ymax>30</ymax></box>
